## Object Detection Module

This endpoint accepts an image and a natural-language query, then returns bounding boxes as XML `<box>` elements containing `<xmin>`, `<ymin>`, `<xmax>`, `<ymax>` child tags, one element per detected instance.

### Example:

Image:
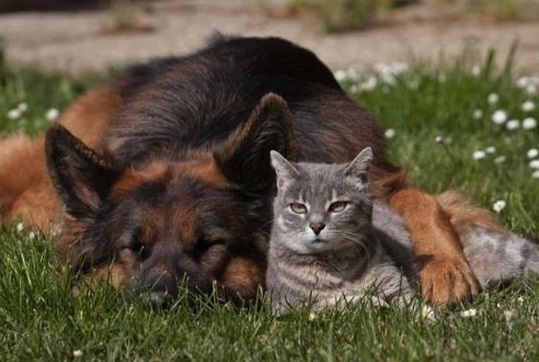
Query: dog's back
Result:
<box><xmin>101</xmin><ymin>36</ymin><xmax>402</xmax><ymax>195</ymax></box>
<box><xmin>103</xmin><ymin>36</ymin><xmax>382</xmax><ymax>165</ymax></box>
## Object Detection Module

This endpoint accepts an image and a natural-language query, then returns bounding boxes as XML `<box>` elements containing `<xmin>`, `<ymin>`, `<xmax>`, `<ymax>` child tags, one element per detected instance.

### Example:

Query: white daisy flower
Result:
<box><xmin>461</xmin><ymin>308</ymin><xmax>477</xmax><ymax>318</ymax></box>
<box><xmin>45</xmin><ymin>108</ymin><xmax>60</xmax><ymax>121</ymax></box>
<box><xmin>473</xmin><ymin>150</ymin><xmax>486</xmax><ymax>160</ymax></box>
<box><xmin>382</xmin><ymin>74</ymin><xmax>396</xmax><ymax>86</ymax></box>
<box><xmin>473</xmin><ymin>109</ymin><xmax>483</xmax><ymax>119</ymax></box>
<box><xmin>488</xmin><ymin>93</ymin><xmax>499</xmax><ymax>104</ymax></box>
<box><xmin>491</xmin><ymin>110</ymin><xmax>507</xmax><ymax>125</ymax></box>
<box><xmin>374</xmin><ymin>63</ymin><xmax>400</xmax><ymax>79</ymax></box>
<box><xmin>390</xmin><ymin>62</ymin><xmax>409</xmax><ymax>75</ymax></box>
<box><xmin>421</xmin><ymin>305</ymin><xmax>436</xmax><ymax>320</ymax></box>
<box><xmin>384</xmin><ymin>128</ymin><xmax>396</xmax><ymax>139</ymax></box>
<box><xmin>485</xmin><ymin>146</ymin><xmax>496</xmax><ymax>154</ymax></box>
<box><xmin>333</xmin><ymin>69</ymin><xmax>347</xmax><ymax>82</ymax></box>
<box><xmin>494</xmin><ymin>156</ymin><xmax>506</xmax><ymax>164</ymax></box>
<box><xmin>7</xmin><ymin>108</ymin><xmax>22</xmax><ymax>120</ymax></box>
<box><xmin>471</xmin><ymin>65</ymin><xmax>481</xmax><ymax>76</ymax></box>
<box><xmin>408</xmin><ymin>79</ymin><xmax>419</xmax><ymax>89</ymax></box>
<box><xmin>533</xmin><ymin>170</ymin><xmax>539</xmax><ymax>179</ymax></box>
<box><xmin>517</xmin><ymin>75</ymin><xmax>539</xmax><ymax>94</ymax></box>
<box><xmin>522</xmin><ymin>100</ymin><xmax>536</xmax><ymax>112</ymax></box>
<box><xmin>361</xmin><ymin>76</ymin><xmax>378</xmax><ymax>91</ymax></box>
<box><xmin>522</xmin><ymin>117</ymin><xmax>537</xmax><ymax>130</ymax></box>
<box><xmin>493</xmin><ymin>200</ymin><xmax>506</xmax><ymax>213</ymax></box>
<box><xmin>17</xmin><ymin>102</ymin><xmax>28</xmax><ymax>112</ymax></box>
<box><xmin>345</xmin><ymin>67</ymin><xmax>360</xmax><ymax>81</ymax></box>
<box><xmin>506</xmin><ymin>119</ymin><xmax>520</xmax><ymax>130</ymax></box>
<box><xmin>503</xmin><ymin>310</ymin><xmax>518</xmax><ymax>325</ymax></box>
<box><xmin>516</xmin><ymin>76</ymin><xmax>529</xmax><ymax>88</ymax></box>
<box><xmin>530</xmin><ymin>159</ymin><xmax>539</xmax><ymax>169</ymax></box>
<box><xmin>527</xmin><ymin>148</ymin><xmax>539</xmax><ymax>159</ymax></box>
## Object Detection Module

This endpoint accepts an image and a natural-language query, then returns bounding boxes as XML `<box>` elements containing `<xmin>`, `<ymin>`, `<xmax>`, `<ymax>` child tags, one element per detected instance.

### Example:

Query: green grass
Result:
<box><xmin>354</xmin><ymin>53</ymin><xmax>539</xmax><ymax>236</ymax></box>
<box><xmin>1</xmin><ymin>54</ymin><xmax>539</xmax><ymax>360</ymax></box>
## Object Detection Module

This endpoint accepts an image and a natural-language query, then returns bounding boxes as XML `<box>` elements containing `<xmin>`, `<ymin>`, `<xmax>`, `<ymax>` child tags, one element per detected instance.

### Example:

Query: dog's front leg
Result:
<box><xmin>389</xmin><ymin>187</ymin><xmax>480</xmax><ymax>307</ymax></box>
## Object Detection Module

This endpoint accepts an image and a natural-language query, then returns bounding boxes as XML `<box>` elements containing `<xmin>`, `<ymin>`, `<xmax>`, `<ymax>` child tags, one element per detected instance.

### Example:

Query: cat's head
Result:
<box><xmin>270</xmin><ymin>147</ymin><xmax>373</xmax><ymax>254</ymax></box>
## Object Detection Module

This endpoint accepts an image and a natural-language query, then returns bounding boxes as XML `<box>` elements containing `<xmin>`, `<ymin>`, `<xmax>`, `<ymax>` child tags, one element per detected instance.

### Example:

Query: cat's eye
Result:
<box><xmin>290</xmin><ymin>203</ymin><xmax>307</xmax><ymax>214</ymax></box>
<box><xmin>329</xmin><ymin>201</ymin><xmax>348</xmax><ymax>213</ymax></box>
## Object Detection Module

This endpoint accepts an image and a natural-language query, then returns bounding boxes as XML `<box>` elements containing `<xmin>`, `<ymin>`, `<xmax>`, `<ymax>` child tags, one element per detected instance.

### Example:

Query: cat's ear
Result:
<box><xmin>344</xmin><ymin>147</ymin><xmax>373</xmax><ymax>184</ymax></box>
<box><xmin>45</xmin><ymin>124</ymin><xmax>119</xmax><ymax>218</ymax></box>
<box><xmin>270</xmin><ymin>150</ymin><xmax>300</xmax><ymax>190</ymax></box>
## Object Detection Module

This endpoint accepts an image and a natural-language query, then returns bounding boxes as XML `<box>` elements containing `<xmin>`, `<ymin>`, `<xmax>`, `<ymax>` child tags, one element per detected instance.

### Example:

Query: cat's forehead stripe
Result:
<box><xmin>308</xmin><ymin>173</ymin><xmax>341</xmax><ymax>198</ymax></box>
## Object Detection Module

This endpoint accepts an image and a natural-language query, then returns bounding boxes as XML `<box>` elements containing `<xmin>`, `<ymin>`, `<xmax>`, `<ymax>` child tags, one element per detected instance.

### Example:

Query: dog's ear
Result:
<box><xmin>214</xmin><ymin>93</ymin><xmax>299</xmax><ymax>193</ymax></box>
<box><xmin>45</xmin><ymin>125</ymin><xmax>119</xmax><ymax>218</ymax></box>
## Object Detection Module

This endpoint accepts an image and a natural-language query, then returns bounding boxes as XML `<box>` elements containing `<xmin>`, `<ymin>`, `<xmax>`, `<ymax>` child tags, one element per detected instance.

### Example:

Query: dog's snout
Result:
<box><xmin>134</xmin><ymin>273</ymin><xmax>178</xmax><ymax>305</ymax></box>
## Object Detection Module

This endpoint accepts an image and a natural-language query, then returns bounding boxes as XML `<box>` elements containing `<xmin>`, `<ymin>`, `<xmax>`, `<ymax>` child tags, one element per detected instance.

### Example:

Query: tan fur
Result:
<box><xmin>0</xmin><ymin>134</ymin><xmax>59</xmax><ymax>229</ymax></box>
<box><xmin>94</xmin><ymin>263</ymin><xmax>129</xmax><ymax>289</ymax></box>
<box><xmin>111</xmin><ymin>157</ymin><xmax>229</xmax><ymax>199</ymax></box>
<box><xmin>0</xmin><ymin>82</ymin><xmax>125</xmax><ymax>231</ymax></box>
<box><xmin>56</xmin><ymin>217</ymin><xmax>90</xmax><ymax>262</ymax></box>
<box><xmin>389</xmin><ymin>187</ymin><xmax>480</xmax><ymax>307</ymax></box>
<box><xmin>220</xmin><ymin>257</ymin><xmax>265</xmax><ymax>298</ymax></box>
<box><xmin>111</xmin><ymin>163</ymin><xmax>172</xmax><ymax>198</ymax></box>
<box><xmin>371</xmin><ymin>167</ymin><xmax>408</xmax><ymax>200</ymax></box>
<box><xmin>72</xmin><ymin>264</ymin><xmax>129</xmax><ymax>296</ymax></box>
<box><xmin>435</xmin><ymin>190</ymin><xmax>506</xmax><ymax>235</ymax></box>
<box><xmin>57</xmin><ymin>82</ymin><xmax>125</xmax><ymax>149</ymax></box>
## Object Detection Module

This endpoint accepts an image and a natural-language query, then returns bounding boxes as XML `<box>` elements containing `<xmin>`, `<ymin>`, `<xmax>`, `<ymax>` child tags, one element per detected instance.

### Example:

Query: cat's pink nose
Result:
<box><xmin>310</xmin><ymin>222</ymin><xmax>325</xmax><ymax>235</ymax></box>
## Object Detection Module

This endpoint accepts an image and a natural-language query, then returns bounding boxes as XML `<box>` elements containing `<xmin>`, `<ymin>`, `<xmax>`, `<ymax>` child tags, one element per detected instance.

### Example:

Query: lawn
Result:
<box><xmin>1</xmin><ymin>51</ymin><xmax>538</xmax><ymax>361</ymax></box>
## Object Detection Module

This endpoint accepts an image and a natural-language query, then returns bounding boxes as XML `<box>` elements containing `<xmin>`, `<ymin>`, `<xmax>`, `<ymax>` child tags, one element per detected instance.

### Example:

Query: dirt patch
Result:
<box><xmin>0</xmin><ymin>0</ymin><xmax>538</xmax><ymax>74</ymax></box>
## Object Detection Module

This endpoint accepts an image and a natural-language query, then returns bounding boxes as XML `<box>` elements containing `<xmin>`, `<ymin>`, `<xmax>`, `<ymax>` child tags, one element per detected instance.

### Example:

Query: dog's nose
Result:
<box><xmin>133</xmin><ymin>273</ymin><xmax>178</xmax><ymax>307</ymax></box>
<box><xmin>138</xmin><ymin>290</ymin><xmax>173</xmax><ymax>306</ymax></box>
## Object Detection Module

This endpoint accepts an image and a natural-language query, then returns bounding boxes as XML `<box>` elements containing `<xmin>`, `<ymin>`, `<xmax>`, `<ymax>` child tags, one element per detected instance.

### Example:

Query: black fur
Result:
<box><xmin>46</xmin><ymin>36</ymin><xmax>402</xmax><ymax>303</ymax></box>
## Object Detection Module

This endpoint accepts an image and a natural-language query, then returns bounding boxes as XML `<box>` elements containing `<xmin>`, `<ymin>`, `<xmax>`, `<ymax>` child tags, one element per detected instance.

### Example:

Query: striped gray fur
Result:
<box><xmin>266</xmin><ymin>148</ymin><xmax>539</xmax><ymax>314</ymax></box>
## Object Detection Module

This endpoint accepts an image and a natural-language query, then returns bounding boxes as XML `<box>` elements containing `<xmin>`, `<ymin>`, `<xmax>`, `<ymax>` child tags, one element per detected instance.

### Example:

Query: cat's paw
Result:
<box><xmin>419</xmin><ymin>258</ymin><xmax>480</xmax><ymax>308</ymax></box>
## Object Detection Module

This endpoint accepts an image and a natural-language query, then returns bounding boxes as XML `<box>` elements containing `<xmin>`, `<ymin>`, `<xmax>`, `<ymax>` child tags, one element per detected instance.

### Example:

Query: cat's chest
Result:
<box><xmin>295</xmin><ymin>249</ymin><xmax>381</xmax><ymax>290</ymax></box>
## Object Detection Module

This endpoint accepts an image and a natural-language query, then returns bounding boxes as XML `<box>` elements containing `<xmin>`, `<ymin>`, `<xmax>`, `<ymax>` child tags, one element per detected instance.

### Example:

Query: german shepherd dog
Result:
<box><xmin>0</xmin><ymin>35</ymin><xmax>491</xmax><ymax>306</ymax></box>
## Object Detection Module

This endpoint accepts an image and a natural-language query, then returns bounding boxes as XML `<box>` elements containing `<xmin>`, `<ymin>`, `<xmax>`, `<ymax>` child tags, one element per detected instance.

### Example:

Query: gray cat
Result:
<box><xmin>266</xmin><ymin>147</ymin><xmax>539</xmax><ymax>314</ymax></box>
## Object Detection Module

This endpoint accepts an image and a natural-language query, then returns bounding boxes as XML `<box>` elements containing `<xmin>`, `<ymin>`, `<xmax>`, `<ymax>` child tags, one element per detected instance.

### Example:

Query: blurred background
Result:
<box><xmin>0</xmin><ymin>0</ymin><xmax>538</xmax><ymax>74</ymax></box>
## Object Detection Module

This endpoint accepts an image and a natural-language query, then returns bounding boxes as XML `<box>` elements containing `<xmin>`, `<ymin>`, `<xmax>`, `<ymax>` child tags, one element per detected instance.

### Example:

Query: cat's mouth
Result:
<box><xmin>307</xmin><ymin>236</ymin><xmax>329</xmax><ymax>248</ymax></box>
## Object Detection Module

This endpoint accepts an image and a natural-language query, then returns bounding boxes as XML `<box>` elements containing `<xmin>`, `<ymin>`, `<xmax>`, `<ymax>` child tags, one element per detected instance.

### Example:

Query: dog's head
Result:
<box><xmin>45</xmin><ymin>93</ymin><xmax>298</xmax><ymax>305</ymax></box>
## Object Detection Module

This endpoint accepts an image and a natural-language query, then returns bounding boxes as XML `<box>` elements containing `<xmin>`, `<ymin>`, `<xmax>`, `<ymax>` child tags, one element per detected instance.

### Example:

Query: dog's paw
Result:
<box><xmin>419</xmin><ymin>258</ymin><xmax>480</xmax><ymax>308</ymax></box>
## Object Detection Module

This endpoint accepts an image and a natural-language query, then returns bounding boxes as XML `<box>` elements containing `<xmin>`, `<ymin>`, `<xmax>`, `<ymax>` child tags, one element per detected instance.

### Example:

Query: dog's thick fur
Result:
<box><xmin>0</xmin><ymin>36</ymin><xmax>488</xmax><ymax>306</ymax></box>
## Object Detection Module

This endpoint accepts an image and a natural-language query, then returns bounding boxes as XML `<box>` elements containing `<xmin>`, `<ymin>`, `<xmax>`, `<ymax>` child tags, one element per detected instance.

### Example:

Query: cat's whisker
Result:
<box><xmin>337</xmin><ymin>231</ymin><xmax>372</xmax><ymax>259</ymax></box>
